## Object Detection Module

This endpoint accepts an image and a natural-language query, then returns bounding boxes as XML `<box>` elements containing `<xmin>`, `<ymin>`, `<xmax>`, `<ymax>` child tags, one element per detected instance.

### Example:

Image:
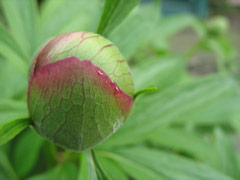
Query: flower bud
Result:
<box><xmin>28</xmin><ymin>32</ymin><xmax>134</xmax><ymax>151</ymax></box>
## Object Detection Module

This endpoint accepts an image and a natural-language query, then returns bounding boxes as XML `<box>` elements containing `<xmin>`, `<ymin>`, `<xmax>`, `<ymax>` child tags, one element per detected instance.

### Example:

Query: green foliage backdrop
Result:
<box><xmin>0</xmin><ymin>0</ymin><xmax>240</xmax><ymax>179</ymax></box>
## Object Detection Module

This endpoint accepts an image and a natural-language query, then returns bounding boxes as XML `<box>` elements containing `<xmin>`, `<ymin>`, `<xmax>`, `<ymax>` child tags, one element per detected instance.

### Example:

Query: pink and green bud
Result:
<box><xmin>28</xmin><ymin>32</ymin><xmax>134</xmax><ymax>151</ymax></box>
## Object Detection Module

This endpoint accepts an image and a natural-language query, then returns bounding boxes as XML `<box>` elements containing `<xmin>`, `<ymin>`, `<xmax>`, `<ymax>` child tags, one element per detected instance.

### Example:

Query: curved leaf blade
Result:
<box><xmin>1</xmin><ymin>0</ymin><xmax>39</xmax><ymax>58</ymax></box>
<box><xmin>38</xmin><ymin>0</ymin><xmax>101</xmax><ymax>46</ymax></box>
<box><xmin>113</xmin><ymin>147</ymin><xmax>234</xmax><ymax>180</ymax></box>
<box><xmin>13</xmin><ymin>130</ymin><xmax>44</xmax><ymax>178</ymax></box>
<box><xmin>101</xmin><ymin>75</ymin><xmax>240</xmax><ymax>148</ymax></box>
<box><xmin>0</xmin><ymin>99</ymin><xmax>28</xmax><ymax>124</ymax></box>
<box><xmin>27</xmin><ymin>163</ymin><xmax>78</xmax><ymax>180</ymax></box>
<box><xmin>108</xmin><ymin>2</ymin><xmax>160</xmax><ymax>59</ymax></box>
<box><xmin>97</xmin><ymin>0</ymin><xmax>140</xmax><ymax>35</ymax></box>
<box><xmin>0</xmin><ymin>118</ymin><xmax>31</xmax><ymax>146</ymax></box>
<box><xmin>0</xmin><ymin>149</ymin><xmax>18</xmax><ymax>180</ymax></box>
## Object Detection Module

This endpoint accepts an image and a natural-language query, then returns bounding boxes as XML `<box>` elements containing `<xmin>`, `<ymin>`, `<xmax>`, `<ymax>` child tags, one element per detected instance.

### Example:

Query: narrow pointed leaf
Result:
<box><xmin>97</xmin><ymin>151</ymin><xmax>165</xmax><ymax>180</ymax></box>
<box><xmin>0</xmin><ymin>150</ymin><xmax>18</xmax><ymax>180</ymax></box>
<box><xmin>97</xmin><ymin>157</ymin><xmax>128</xmax><ymax>180</ymax></box>
<box><xmin>0</xmin><ymin>99</ymin><xmax>28</xmax><ymax>124</ymax></box>
<box><xmin>0</xmin><ymin>58</ymin><xmax>27</xmax><ymax>99</ymax></box>
<box><xmin>148</xmin><ymin>127</ymin><xmax>217</xmax><ymax>164</ymax></box>
<box><xmin>111</xmin><ymin>147</ymin><xmax>234</xmax><ymax>180</ymax></box>
<box><xmin>97</xmin><ymin>0</ymin><xmax>140</xmax><ymax>35</ymax></box>
<box><xmin>213</xmin><ymin>128</ymin><xmax>240</xmax><ymax>179</ymax></box>
<box><xmin>0</xmin><ymin>118</ymin><xmax>31</xmax><ymax>146</ymax></box>
<box><xmin>1</xmin><ymin>0</ymin><xmax>39</xmax><ymax>58</ymax></box>
<box><xmin>101</xmin><ymin>75</ymin><xmax>239</xmax><ymax>148</ymax></box>
<box><xmin>27</xmin><ymin>163</ymin><xmax>78</xmax><ymax>180</ymax></box>
<box><xmin>108</xmin><ymin>2</ymin><xmax>160</xmax><ymax>59</ymax></box>
<box><xmin>13</xmin><ymin>130</ymin><xmax>44</xmax><ymax>178</ymax></box>
<box><xmin>38</xmin><ymin>0</ymin><xmax>101</xmax><ymax>46</ymax></box>
<box><xmin>132</xmin><ymin>56</ymin><xmax>184</xmax><ymax>91</ymax></box>
<box><xmin>87</xmin><ymin>151</ymin><xmax>98</xmax><ymax>180</ymax></box>
<box><xmin>86</xmin><ymin>150</ymin><xmax>110</xmax><ymax>180</ymax></box>
<box><xmin>0</xmin><ymin>23</ymin><xmax>27</xmax><ymax>60</ymax></box>
<box><xmin>0</xmin><ymin>24</ymin><xmax>28</xmax><ymax>74</ymax></box>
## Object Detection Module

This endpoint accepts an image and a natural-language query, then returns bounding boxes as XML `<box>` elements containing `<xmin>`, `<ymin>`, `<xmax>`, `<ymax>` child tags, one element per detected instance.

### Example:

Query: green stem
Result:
<box><xmin>87</xmin><ymin>150</ymin><xmax>110</xmax><ymax>180</ymax></box>
<box><xmin>0</xmin><ymin>150</ymin><xmax>19</xmax><ymax>180</ymax></box>
<box><xmin>77</xmin><ymin>152</ymin><xmax>89</xmax><ymax>180</ymax></box>
<box><xmin>87</xmin><ymin>151</ymin><xmax>98</xmax><ymax>180</ymax></box>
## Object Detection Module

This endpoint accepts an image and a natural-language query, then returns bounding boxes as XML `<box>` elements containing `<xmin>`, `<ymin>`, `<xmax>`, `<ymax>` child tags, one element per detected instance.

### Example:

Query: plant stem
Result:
<box><xmin>87</xmin><ymin>150</ymin><xmax>110</xmax><ymax>180</ymax></box>
<box><xmin>77</xmin><ymin>152</ymin><xmax>89</xmax><ymax>180</ymax></box>
<box><xmin>87</xmin><ymin>151</ymin><xmax>98</xmax><ymax>180</ymax></box>
<box><xmin>0</xmin><ymin>150</ymin><xmax>19</xmax><ymax>180</ymax></box>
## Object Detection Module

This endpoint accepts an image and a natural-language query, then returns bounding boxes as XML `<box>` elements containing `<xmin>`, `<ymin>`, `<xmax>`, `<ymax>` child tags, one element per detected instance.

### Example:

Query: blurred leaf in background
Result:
<box><xmin>0</xmin><ymin>0</ymin><xmax>240</xmax><ymax>180</ymax></box>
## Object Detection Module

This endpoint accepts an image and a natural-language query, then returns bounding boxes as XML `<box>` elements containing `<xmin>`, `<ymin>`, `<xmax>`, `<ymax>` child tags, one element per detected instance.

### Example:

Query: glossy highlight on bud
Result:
<box><xmin>28</xmin><ymin>32</ymin><xmax>134</xmax><ymax>151</ymax></box>
<box><xmin>97</xmin><ymin>70</ymin><xmax>104</xmax><ymax>76</ymax></box>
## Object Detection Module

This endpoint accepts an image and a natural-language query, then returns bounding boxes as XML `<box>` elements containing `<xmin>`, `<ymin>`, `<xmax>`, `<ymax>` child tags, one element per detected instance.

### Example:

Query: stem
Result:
<box><xmin>87</xmin><ymin>151</ymin><xmax>98</xmax><ymax>180</ymax></box>
<box><xmin>0</xmin><ymin>150</ymin><xmax>18</xmax><ymax>180</ymax></box>
<box><xmin>87</xmin><ymin>150</ymin><xmax>110</xmax><ymax>180</ymax></box>
<box><xmin>77</xmin><ymin>152</ymin><xmax>89</xmax><ymax>180</ymax></box>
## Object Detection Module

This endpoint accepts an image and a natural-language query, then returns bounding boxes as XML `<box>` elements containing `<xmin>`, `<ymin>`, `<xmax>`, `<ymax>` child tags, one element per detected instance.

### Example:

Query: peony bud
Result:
<box><xmin>28</xmin><ymin>32</ymin><xmax>134</xmax><ymax>151</ymax></box>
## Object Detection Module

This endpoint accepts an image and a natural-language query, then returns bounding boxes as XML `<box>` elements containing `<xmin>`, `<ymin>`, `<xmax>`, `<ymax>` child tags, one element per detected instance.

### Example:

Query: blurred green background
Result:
<box><xmin>1</xmin><ymin>0</ymin><xmax>240</xmax><ymax>179</ymax></box>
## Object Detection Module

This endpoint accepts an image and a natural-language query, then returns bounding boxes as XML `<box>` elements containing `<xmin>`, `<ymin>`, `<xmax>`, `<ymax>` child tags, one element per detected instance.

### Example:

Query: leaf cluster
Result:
<box><xmin>0</xmin><ymin>0</ymin><xmax>240</xmax><ymax>180</ymax></box>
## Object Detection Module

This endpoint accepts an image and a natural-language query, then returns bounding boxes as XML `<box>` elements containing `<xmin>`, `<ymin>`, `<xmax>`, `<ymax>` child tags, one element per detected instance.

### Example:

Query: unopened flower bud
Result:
<box><xmin>28</xmin><ymin>32</ymin><xmax>134</xmax><ymax>151</ymax></box>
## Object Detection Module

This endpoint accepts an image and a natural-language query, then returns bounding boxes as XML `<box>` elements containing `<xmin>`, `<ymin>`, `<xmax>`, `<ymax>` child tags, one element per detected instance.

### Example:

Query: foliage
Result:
<box><xmin>0</xmin><ymin>0</ymin><xmax>240</xmax><ymax>179</ymax></box>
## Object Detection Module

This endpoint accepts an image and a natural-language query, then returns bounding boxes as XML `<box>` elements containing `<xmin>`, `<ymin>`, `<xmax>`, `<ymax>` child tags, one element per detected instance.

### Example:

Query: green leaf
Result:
<box><xmin>123</xmin><ymin>74</ymin><xmax>238</xmax><ymax>131</ymax></box>
<box><xmin>0</xmin><ymin>58</ymin><xmax>27</xmax><ymax>99</ymax></box>
<box><xmin>101</xmin><ymin>75</ymin><xmax>239</xmax><ymax>148</ymax></box>
<box><xmin>155</xmin><ymin>14</ymin><xmax>202</xmax><ymax>39</ymax></box>
<box><xmin>38</xmin><ymin>0</ymin><xmax>101</xmax><ymax>46</ymax></box>
<box><xmin>0</xmin><ymin>149</ymin><xmax>18</xmax><ymax>180</ymax></box>
<box><xmin>177</xmin><ymin>92</ymin><xmax>240</xmax><ymax>126</ymax></box>
<box><xmin>0</xmin><ymin>99</ymin><xmax>28</xmax><ymax>124</ymax></box>
<box><xmin>213</xmin><ymin>128</ymin><xmax>240</xmax><ymax>179</ymax></box>
<box><xmin>108</xmin><ymin>2</ymin><xmax>160</xmax><ymax>59</ymax></box>
<box><xmin>0</xmin><ymin>24</ymin><xmax>28</xmax><ymax>74</ymax></box>
<box><xmin>132</xmin><ymin>56</ymin><xmax>185</xmax><ymax>91</ymax></box>
<box><xmin>87</xmin><ymin>150</ymin><xmax>110</xmax><ymax>180</ymax></box>
<box><xmin>97</xmin><ymin>0</ymin><xmax>140</xmax><ymax>35</ymax></box>
<box><xmin>13</xmin><ymin>130</ymin><xmax>44</xmax><ymax>178</ymax></box>
<box><xmin>97</xmin><ymin>151</ymin><xmax>164</xmax><ymax>180</ymax></box>
<box><xmin>0</xmin><ymin>23</ymin><xmax>27</xmax><ymax>60</ymax></box>
<box><xmin>0</xmin><ymin>118</ymin><xmax>30</xmax><ymax>146</ymax></box>
<box><xmin>151</xmin><ymin>14</ymin><xmax>203</xmax><ymax>51</ymax></box>
<box><xmin>97</xmin><ymin>157</ymin><xmax>128</xmax><ymax>180</ymax></box>
<box><xmin>1</xmin><ymin>0</ymin><xmax>39</xmax><ymax>58</ymax></box>
<box><xmin>205</xmin><ymin>37</ymin><xmax>236</xmax><ymax>72</ymax></box>
<box><xmin>27</xmin><ymin>163</ymin><xmax>78</xmax><ymax>180</ymax></box>
<box><xmin>112</xmin><ymin>147</ymin><xmax>234</xmax><ymax>180</ymax></box>
<box><xmin>148</xmin><ymin>127</ymin><xmax>217</xmax><ymax>164</ymax></box>
<box><xmin>0</xmin><ymin>171</ymin><xmax>8</xmax><ymax>180</ymax></box>
<box><xmin>87</xmin><ymin>151</ymin><xmax>98</xmax><ymax>180</ymax></box>
<box><xmin>0</xmin><ymin>45</ymin><xmax>28</xmax><ymax>75</ymax></box>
